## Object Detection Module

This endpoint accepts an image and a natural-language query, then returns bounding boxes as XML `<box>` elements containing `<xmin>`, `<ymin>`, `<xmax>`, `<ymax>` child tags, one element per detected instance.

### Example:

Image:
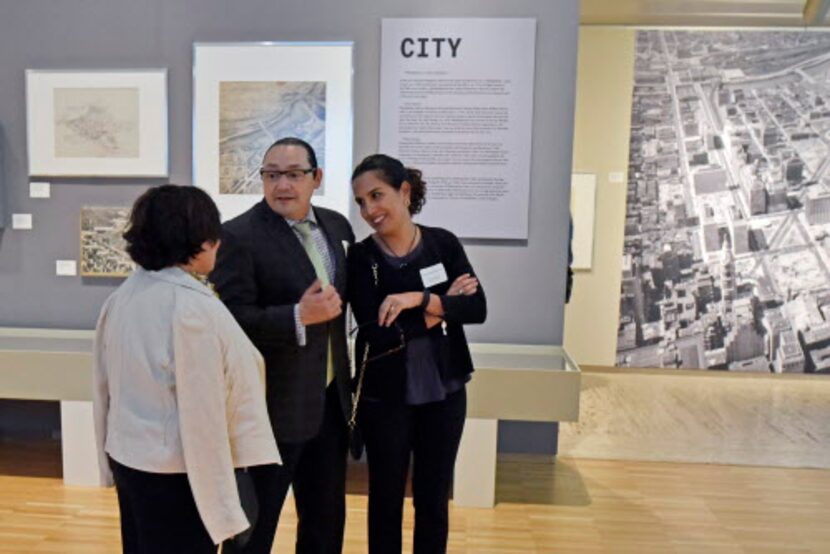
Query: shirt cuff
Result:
<box><xmin>294</xmin><ymin>304</ymin><xmax>307</xmax><ymax>347</ymax></box>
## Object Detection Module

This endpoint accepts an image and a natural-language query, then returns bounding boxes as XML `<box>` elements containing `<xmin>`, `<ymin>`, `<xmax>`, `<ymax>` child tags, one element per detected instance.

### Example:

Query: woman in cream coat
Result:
<box><xmin>93</xmin><ymin>185</ymin><xmax>281</xmax><ymax>554</ymax></box>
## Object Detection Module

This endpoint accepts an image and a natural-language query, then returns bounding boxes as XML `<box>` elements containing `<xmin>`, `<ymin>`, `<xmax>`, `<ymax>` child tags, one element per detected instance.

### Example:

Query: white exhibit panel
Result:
<box><xmin>29</xmin><ymin>181</ymin><xmax>51</xmax><ymax>198</ymax></box>
<box><xmin>56</xmin><ymin>260</ymin><xmax>78</xmax><ymax>276</ymax></box>
<box><xmin>12</xmin><ymin>213</ymin><xmax>33</xmax><ymax>230</ymax></box>
<box><xmin>379</xmin><ymin>18</ymin><xmax>537</xmax><ymax>239</ymax></box>
<box><xmin>570</xmin><ymin>173</ymin><xmax>597</xmax><ymax>270</ymax></box>
<box><xmin>453</xmin><ymin>418</ymin><xmax>498</xmax><ymax>508</ymax></box>
<box><xmin>193</xmin><ymin>42</ymin><xmax>354</xmax><ymax>222</ymax></box>
<box><xmin>26</xmin><ymin>69</ymin><xmax>168</xmax><ymax>177</ymax></box>
<box><xmin>61</xmin><ymin>400</ymin><xmax>104</xmax><ymax>486</ymax></box>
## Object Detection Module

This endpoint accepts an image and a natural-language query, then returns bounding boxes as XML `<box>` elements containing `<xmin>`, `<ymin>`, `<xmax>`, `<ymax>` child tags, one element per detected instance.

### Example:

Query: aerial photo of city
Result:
<box><xmin>617</xmin><ymin>30</ymin><xmax>830</xmax><ymax>374</ymax></box>
<box><xmin>218</xmin><ymin>81</ymin><xmax>326</xmax><ymax>195</ymax></box>
<box><xmin>80</xmin><ymin>206</ymin><xmax>134</xmax><ymax>278</ymax></box>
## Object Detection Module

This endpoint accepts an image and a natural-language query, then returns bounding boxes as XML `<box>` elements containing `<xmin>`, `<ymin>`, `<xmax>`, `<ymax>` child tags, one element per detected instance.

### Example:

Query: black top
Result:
<box><xmin>375</xmin><ymin>241</ymin><xmax>466</xmax><ymax>405</ymax></box>
<box><xmin>347</xmin><ymin>225</ymin><xmax>487</xmax><ymax>403</ymax></box>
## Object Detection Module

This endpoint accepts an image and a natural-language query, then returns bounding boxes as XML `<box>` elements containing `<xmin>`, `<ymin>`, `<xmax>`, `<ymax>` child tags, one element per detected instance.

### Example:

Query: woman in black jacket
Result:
<box><xmin>348</xmin><ymin>154</ymin><xmax>487</xmax><ymax>554</ymax></box>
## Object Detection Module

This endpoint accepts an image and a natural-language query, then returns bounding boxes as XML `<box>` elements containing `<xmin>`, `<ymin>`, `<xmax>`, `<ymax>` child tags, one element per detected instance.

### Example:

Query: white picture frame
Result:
<box><xmin>571</xmin><ymin>173</ymin><xmax>597</xmax><ymax>270</ymax></box>
<box><xmin>193</xmin><ymin>42</ymin><xmax>354</xmax><ymax>222</ymax></box>
<box><xmin>26</xmin><ymin>69</ymin><xmax>168</xmax><ymax>177</ymax></box>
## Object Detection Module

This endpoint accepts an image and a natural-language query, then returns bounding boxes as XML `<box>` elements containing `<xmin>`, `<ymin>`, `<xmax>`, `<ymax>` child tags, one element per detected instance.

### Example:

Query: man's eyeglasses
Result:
<box><xmin>349</xmin><ymin>320</ymin><xmax>406</xmax><ymax>363</ymax></box>
<box><xmin>260</xmin><ymin>168</ymin><xmax>316</xmax><ymax>183</ymax></box>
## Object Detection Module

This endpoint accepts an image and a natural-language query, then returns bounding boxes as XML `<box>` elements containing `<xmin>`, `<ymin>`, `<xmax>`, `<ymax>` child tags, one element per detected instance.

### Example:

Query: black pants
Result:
<box><xmin>265</xmin><ymin>383</ymin><xmax>349</xmax><ymax>554</ymax></box>
<box><xmin>110</xmin><ymin>458</ymin><xmax>216</xmax><ymax>554</ymax></box>
<box><xmin>221</xmin><ymin>463</ymin><xmax>282</xmax><ymax>554</ymax></box>
<box><xmin>359</xmin><ymin>388</ymin><xmax>467</xmax><ymax>554</ymax></box>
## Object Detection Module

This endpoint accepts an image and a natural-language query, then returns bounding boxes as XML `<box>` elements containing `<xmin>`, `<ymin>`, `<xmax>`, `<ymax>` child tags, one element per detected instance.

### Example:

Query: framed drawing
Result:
<box><xmin>80</xmin><ymin>206</ymin><xmax>135</xmax><ymax>277</ymax></box>
<box><xmin>26</xmin><ymin>69</ymin><xmax>168</xmax><ymax>177</ymax></box>
<box><xmin>570</xmin><ymin>173</ymin><xmax>597</xmax><ymax>270</ymax></box>
<box><xmin>193</xmin><ymin>42</ymin><xmax>353</xmax><ymax>221</ymax></box>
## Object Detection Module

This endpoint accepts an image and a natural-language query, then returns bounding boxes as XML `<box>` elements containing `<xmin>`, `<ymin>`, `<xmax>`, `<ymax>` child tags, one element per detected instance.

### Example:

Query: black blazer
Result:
<box><xmin>347</xmin><ymin>225</ymin><xmax>486</xmax><ymax>402</ymax></box>
<box><xmin>210</xmin><ymin>200</ymin><xmax>355</xmax><ymax>442</ymax></box>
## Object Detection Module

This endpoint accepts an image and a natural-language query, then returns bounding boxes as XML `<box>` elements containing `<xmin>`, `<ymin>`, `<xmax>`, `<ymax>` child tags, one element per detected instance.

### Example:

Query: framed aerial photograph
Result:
<box><xmin>80</xmin><ymin>206</ymin><xmax>135</xmax><ymax>277</ymax></box>
<box><xmin>193</xmin><ymin>42</ymin><xmax>353</xmax><ymax>221</ymax></box>
<box><xmin>617</xmin><ymin>29</ymin><xmax>830</xmax><ymax>375</ymax></box>
<box><xmin>26</xmin><ymin>70</ymin><xmax>168</xmax><ymax>177</ymax></box>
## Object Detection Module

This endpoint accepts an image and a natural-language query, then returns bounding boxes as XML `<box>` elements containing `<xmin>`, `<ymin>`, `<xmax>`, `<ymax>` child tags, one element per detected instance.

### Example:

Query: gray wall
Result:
<box><xmin>0</xmin><ymin>0</ymin><xmax>580</xmax><ymax>452</ymax></box>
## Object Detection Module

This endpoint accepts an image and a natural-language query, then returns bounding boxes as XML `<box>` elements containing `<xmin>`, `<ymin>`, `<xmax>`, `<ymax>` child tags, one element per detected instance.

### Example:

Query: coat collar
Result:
<box><xmin>254</xmin><ymin>200</ymin><xmax>346</xmax><ymax>292</ymax></box>
<box><xmin>144</xmin><ymin>266</ymin><xmax>215</xmax><ymax>297</ymax></box>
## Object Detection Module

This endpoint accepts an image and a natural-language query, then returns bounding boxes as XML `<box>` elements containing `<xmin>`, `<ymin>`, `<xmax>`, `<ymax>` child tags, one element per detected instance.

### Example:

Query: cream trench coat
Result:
<box><xmin>93</xmin><ymin>266</ymin><xmax>281</xmax><ymax>544</ymax></box>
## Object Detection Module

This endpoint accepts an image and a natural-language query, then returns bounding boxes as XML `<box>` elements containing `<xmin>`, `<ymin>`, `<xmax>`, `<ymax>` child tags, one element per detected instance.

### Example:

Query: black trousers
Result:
<box><xmin>268</xmin><ymin>382</ymin><xmax>349</xmax><ymax>554</ymax></box>
<box><xmin>359</xmin><ymin>388</ymin><xmax>467</xmax><ymax>554</ymax></box>
<box><xmin>220</xmin><ymin>463</ymin><xmax>282</xmax><ymax>554</ymax></box>
<box><xmin>110</xmin><ymin>458</ymin><xmax>216</xmax><ymax>554</ymax></box>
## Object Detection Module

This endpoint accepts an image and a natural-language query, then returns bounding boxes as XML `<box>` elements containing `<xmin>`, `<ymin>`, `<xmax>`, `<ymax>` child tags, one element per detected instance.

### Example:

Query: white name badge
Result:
<box><xmin>420</xmin><ymin>263</ymin><xmax>448</xmax><ymax>289</ymax></box>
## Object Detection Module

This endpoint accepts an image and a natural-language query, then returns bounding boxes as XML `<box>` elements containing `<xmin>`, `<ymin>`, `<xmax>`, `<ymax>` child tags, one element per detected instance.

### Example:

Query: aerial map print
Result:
<box><xmin>80</xmin><ymin>206</ymin><xmax>135</xmax><ymax>277</ymax></box>
<box><xmin>617</xmin><ymin>30</ymin><xmax>830</xmax><ymax>374</ymax></box>
<box><xmin>54</xmin><ymin>87</ymin><xmax>139</xmax><ymax>158</ymax></box>
<box><xmin>219</xmin><ymin>81</ymin><xmax>326</xmax><ymax>195</ymax></box>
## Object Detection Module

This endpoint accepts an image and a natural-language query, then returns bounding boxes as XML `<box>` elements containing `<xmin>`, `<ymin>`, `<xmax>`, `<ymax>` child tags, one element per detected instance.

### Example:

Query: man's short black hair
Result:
<box><xmin>262</xmin><ymin>137</ymin><xmax>318</xmax><ymax>169</ymax></box>
<box><xmin>123</xmin><ymin>184</ymin><xmax>221</xmax><ymax>271</ymax></box>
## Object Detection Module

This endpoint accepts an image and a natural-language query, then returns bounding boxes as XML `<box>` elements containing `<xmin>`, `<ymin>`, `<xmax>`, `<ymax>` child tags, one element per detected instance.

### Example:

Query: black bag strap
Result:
<box><xmin>348</xmin><ymin>247</ymin><xmax>379</xmax><ymax>433</ymax></box>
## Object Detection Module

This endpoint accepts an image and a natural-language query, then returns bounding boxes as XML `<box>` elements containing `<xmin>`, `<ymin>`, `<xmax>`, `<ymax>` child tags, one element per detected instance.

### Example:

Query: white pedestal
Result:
<box><xmin>453</xmin><ymin>417</ymin><xmax>498</xmax><ymax>508</ymax></box>
<box><xmin>60</xmin><ymin>400</ymin><xmax>103</xmax><ymax>486</ymax></box>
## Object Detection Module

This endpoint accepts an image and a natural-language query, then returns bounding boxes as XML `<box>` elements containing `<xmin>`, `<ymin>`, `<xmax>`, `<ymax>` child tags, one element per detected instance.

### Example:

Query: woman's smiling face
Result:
<box><xmin>352</xmin><ymin>170</ymin><xmax>412</xmax><ymax>235</ymax></box>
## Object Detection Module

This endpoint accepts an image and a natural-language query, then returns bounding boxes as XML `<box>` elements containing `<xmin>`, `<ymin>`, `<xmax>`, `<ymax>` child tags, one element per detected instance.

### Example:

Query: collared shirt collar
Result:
<box><xmin>143</xmin><ymin>266</ymin><xmax>215</xmax><ymax>297</ymax></box>
<box><xmin>285</xmin><ymin>206</ymin><xmax>318</xmax><ymax>229</ymax></box>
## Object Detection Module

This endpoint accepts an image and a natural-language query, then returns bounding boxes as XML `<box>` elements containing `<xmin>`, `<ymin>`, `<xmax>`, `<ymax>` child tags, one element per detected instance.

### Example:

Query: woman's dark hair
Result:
<box><xmin>351</xmin><ymin>154</ymin><xmax>426</xmax><ymax>215</ymax></box>
<box><xmin>123</xmin><ymin>184</ymin><xmax>222</xmax><ymax>271</ymax></box>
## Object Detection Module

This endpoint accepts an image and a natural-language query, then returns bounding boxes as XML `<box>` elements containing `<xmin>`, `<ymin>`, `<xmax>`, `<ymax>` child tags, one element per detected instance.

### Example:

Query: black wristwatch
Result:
<box><xmin>420</xmin><ymin>290</ymin><xmax>431</xmax><ymax>310</ymax></box>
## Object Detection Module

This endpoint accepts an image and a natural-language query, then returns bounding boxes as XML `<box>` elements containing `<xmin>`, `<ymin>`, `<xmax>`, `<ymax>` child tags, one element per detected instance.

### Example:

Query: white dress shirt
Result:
<box><xmin>93</xmin><ymin>266</ymin><xmax>281</xmax><ymax>544</ymax></box>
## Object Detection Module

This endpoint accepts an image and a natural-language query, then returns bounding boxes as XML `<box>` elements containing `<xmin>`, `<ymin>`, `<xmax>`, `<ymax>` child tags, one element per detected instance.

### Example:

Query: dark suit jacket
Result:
<box><xmin>210</xmin><ymin>200</ymin><xmax>355</xmax><ymax>443</ymax></box>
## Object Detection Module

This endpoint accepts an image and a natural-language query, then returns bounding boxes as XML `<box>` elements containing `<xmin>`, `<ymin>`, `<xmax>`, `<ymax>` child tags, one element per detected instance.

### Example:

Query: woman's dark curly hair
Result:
<box><xmin>351</xmin><ymin>154</ymin><xmax>426</xmax><ymax>216</ymax></box>
<box><xmin>123</xmin><ymin>184</ymin><xmax>221</xmax><ymax>271</ymax></box>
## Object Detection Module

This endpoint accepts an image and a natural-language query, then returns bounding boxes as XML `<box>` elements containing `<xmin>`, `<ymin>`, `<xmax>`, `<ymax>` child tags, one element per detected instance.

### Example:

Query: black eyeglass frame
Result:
<box><xmin>259</xmin><ymin>168</ymin><xmax>317</xmax><ymax>180</ymax></box>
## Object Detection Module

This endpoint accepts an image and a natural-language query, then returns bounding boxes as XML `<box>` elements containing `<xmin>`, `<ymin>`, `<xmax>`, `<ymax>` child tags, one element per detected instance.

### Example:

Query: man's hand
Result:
<box><xmin>298</xmin><ymin>280</ymin><xmax>343</xmax><ymax>325</ymax></box>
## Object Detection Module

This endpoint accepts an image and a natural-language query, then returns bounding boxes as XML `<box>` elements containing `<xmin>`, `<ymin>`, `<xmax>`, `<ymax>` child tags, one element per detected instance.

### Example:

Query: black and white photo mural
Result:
<box><xmin>617</xmin><ymin>29</ymin><xmax>830</xmax><ymax>374</ymax></box>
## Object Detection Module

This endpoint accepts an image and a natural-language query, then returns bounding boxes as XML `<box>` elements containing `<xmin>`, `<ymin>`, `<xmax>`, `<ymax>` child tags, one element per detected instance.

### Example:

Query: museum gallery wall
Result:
<box><xmin>0</xmin><ymin>1</ymin><xmax>579</xmax><ymax>454</ymax></box>
<box><xmin>0</xmin><ymin>2</ymin><xmax>577</xmax><ymax>344</ymax></box>
<box><xmin>616</xmin><ymin>29</ymin><xmax>830</xmax><ymax>375</ymax></box>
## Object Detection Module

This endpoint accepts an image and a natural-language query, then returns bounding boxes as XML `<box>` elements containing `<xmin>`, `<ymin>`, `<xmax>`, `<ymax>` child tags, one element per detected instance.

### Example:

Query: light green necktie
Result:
<box><xmin>295</xmin><ymin>221</ymin><xmax>334</xmax><ymax>385</ymax></box>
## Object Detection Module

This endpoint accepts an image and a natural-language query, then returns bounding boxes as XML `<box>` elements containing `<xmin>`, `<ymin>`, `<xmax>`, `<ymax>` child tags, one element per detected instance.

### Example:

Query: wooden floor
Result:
<box><xmin>1</xmin><ymin>440</ymin><xmax>829</xmax><ymax>553</ymax></box>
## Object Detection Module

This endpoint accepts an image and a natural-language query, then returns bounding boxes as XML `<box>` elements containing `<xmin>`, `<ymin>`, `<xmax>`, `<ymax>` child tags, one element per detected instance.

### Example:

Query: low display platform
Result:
<box><xmin>0</xmin><ymin>328</ymin><xmax>581</xmax><ymax>507</ymax></box>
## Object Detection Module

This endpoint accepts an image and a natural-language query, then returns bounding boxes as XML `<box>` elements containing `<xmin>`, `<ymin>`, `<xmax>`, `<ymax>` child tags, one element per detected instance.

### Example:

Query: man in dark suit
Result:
<box><xmin>210</xmin><ymin>137</ymin><xmax>354</xmax><ymax>554</ymax></box>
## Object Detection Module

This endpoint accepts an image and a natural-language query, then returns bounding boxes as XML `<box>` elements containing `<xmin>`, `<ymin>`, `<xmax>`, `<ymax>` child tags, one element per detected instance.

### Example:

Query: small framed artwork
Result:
<box><xmin>80</xmin><ymin>206</ymin><xmax>135</xmax><ymax>277</ymax></box>
<box><xmin>193</xmin><ymin>42</ymin><xmax>353</xmax><ymax>221</ymax></box>
<box><xmin>26</xmin><ymin>69</ymin><xmax>168</xmax><ymax>177</ymax></box>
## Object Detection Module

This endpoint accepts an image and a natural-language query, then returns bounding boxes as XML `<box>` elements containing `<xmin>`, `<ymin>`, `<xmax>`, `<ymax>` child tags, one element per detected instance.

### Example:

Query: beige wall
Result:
<box><xmin>564</xmin><ymin>27</ymin><xmax>635</xmax><ymax>366</ymax></box>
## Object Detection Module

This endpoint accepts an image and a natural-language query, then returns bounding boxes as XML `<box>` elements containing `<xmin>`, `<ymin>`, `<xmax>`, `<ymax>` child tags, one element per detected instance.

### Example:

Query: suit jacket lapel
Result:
<box><xmin>314</xmin><ymin>207</ymin><xmax>347</xmax><ymax>294</ymax></box>
<box><xmin>255</xmin><ymin>201</ymin><xmax>317</xmax><ymax>284</ymax></box>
